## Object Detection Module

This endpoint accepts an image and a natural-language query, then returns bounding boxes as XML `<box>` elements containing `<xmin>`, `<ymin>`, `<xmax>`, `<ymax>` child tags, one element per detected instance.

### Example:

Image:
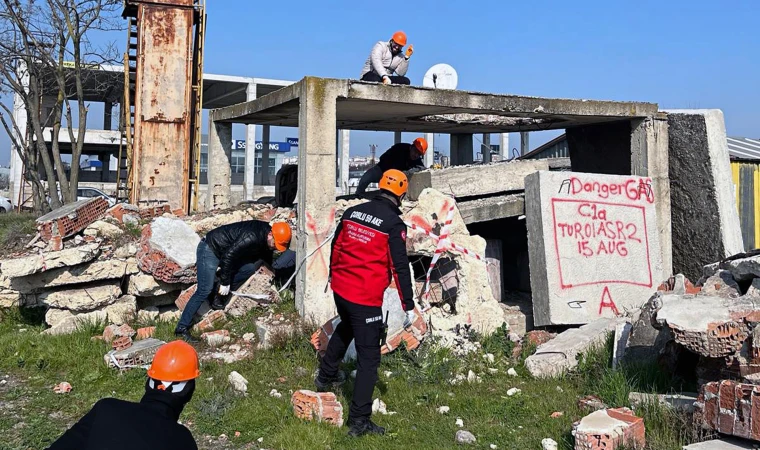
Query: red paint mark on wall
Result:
<box><xmin>305</xmin><ymin>207</ymin><xmax>336</xmax><ymax>277</ymax></box>
<box><xmin>551</xmin><ymin>198</ymin><xmax>653</xmax><ymax>289</ymax></box>
<box><xmin>598</xmin><ymin>286</ymin><xmax>620</xmax><ymax>315</ymax></box>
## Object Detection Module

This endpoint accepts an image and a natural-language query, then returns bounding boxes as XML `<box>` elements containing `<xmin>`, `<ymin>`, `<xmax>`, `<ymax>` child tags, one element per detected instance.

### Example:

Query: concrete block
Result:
<box><xmin>39</xmin><ymin>282</ymin><xmax>122</xmax><ymax>312</ymax></box>
<box><xmin>683</xmin><ymin>438</ymin><xmax>755</xmax><ymax>449</ymax></box>
<box><xmin>0</xmin><ymin>243</ymin><xmax>100</xmax><ymax>278</ymax></box>
<box><xmin>137</xmin><ymin>218</ymin><xmax>200</xmax><ymax>284</ymax></box>
<box><xmin>44</xmin><ymin>310</ymin><xmax>107</xmax><ymax>335</ymax></box>
<box><xmin>458</xmin><ymin>195</ymin><xmax>524</xmax><ymax>224</ymax></box>
<box><xmin>485</xmin><ymin>239</ymin><xmax>503</xmax><ymax>302</ymax></box>
<box><xmin>10</xmin><ymin>259</ymin><xmax>138</xmax><ymax>294</ymax></box>
<box><xmin>36</xmin><ymin>197</ymin><xmax>108</xmax><ymax>242</ymax></box>
<box><xmin>158</xmin><ymin>306</ymin><xmax>181</xmax><ymax>322</ymax></box>
<box><xmin>105</xmin><ymin>203</ymin><xmax>140</xmax><ymax>225</ymax></box>
<box><xmin>525</xmin><ymin>170</ymin><xmax>664</xmax><ymax>326</ymax></box>
<box><xmin>572</xmin><ymin>407</ymin><xmax>645</xmax><ymax>450</ymax></box>
<box><xmin>654</xmin><ymin>294</ymin><xmax>757</xmax><ymax>358</ymax></box>
<box><xmin>228</xmin><ymin>370</ymin><xmax>248</xmax><ymax>394</ymax></box>
<box><xmin>256</xmin><ymin>319</ymin><xmax>295</xmax><ymax>350</ymax></box>
<box><xmin>407</xmin><ymin>160</ymin><xmax>549</xmax><ymax>201</ymax></box>
<box><xmin>720</xmin><ymin>254</ymin><xmax>760</xmax><ymax>283</ymax></box>
<box><xmin>103</xmin><ymin>295</ymin><xmax>137</xmax><ymax>325</ymax></box>
<box><xmin>612</xmin><ymin>321</ymin><xmax>632</xmax><ymax>369</ymax></box>
<box><xmin>667</xmin><ymin>110</ymin><xmax>744</xmax><ymax>281</ymax></box>
<box><xmin>83</xmin><ymin>221</ymin><xmax>123</xmax><ymax>239</ymax></box>
<box><xmin>127</xmin><ymin>273</ymin><xmax>184</xmax><ymax>297</ymax></box>
<box><xmin>628</xmin><ymin>392</ymin><xmax>697</xmax><ymax>413</ymax></box>
<box><xmin>291</xmin><ymin>390</ymin><xmax>344</xmax><ymax>427</ymax></box>
<box><xmin>699</xmin><ymin>270</ymin><xmax>741</xmax><ymax>298</ymax></box>
<box><xmin>104</xmin><ymin>338</ymin><xmax>165</xmax><ymax>369</ymax></box>
<box><xmin>202</xmin><ymin>329</ymin><xmax>230</xmax><ymax>347</ymax></box>
<box><xmin>137</xmin><ymin>306</ymin><xmax>160</xmax><ymax>322</ymax></box>
<box><xmin>525</xmin><ymin>318</ymin><xmax>618</xmax><ymax>378</ymax></box>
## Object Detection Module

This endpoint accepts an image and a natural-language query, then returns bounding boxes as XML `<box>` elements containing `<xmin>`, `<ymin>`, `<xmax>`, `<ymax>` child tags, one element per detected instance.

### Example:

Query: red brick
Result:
<box><xmin>751</xmin><ymin>387</ymin><xmax>760</xmax><ymax>440</ymax></box>
<box><xmin>103</xmin><ymin>324</ymin><xmax>136</xmax><ymax>343</ymax></box>
<box><xmin>37</xmin><ymin>197</ymin><xmax>108</xmax><ymax>242</ymax></box>
<box><xmin>112</xmin><ymin>336</ymin><xmax>133</xmax><ymax>351</ymax></box>
<box><xmin>175</xmin><ymin>285</ymin><xmax>196</xmax><ymax>311</ymax></box>
<box><xmin>291</xmin><ymin>390</ymin><xmax>344</xmax><ymax>427</ymax></box>
<box><xmin>136</xmin><ymin>327</ymin><xmax>156</xmax><ymax>340</ymax></box>
<box><xmin>735</xmin><ymin>384</ymin><xmax>753</xmax><ymax>439</ymax></box>
<box><xmin>573</xmin><ymin>408</ymin><xmax>645</xmax><ymax>450</ymax></box>
<box><xmin>192</xmin><ymin>310</ymin><xmax>227</xmax><ymax>333</ymax></box>
<box><xmin>136</xmin><ymin>224</ymin><xmax>197</xmax><ymax>284</ymax></box>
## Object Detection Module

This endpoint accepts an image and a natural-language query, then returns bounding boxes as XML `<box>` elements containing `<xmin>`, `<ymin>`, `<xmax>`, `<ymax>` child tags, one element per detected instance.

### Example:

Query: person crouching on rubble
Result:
<box><xmin>47</xmin><ymin>340</ymin><xmax>200</xmax><ymax>450</ymax></box>
<box><xmin>174</xmin><ymin>220</ymin><xmax>292</xmax><ymax>342</ymax></box>
<box><xmin>315</xmin><ymin>169</ymin><xmax>417</xmax><ymax>437</ymax></box>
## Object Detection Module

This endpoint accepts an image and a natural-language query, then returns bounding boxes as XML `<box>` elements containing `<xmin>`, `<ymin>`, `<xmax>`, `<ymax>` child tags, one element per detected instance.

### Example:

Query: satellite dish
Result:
<box><xmin>423</xmin><ymin>64</ymin><xmax>458</xmax><ymax>90</ymax></box>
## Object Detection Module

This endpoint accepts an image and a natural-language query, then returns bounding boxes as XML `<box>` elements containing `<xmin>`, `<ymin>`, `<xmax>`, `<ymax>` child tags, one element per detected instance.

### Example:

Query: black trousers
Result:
<box><xmin>319</xmin><ymin>292</ymin><xmax>383</xmax><ymax>420</ymax></box>
<box><xmin>361</xmin><ymin>72</ymin><xmax>410</xmax><ymax>85</ymax></box>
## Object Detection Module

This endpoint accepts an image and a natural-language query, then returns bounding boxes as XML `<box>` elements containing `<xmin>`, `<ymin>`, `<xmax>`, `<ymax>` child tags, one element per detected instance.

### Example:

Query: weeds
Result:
<box><xmin>0</xmin><ymin>212</ymin><xmax>37</xmax><ymax>252</ymax></box>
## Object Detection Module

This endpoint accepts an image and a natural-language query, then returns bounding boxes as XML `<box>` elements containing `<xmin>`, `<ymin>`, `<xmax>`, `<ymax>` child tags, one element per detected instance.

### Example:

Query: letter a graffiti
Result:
<box><xmin>598</xmin><ymin>286</ymin><xmax>620</xmax><ymax>316</ymax></box>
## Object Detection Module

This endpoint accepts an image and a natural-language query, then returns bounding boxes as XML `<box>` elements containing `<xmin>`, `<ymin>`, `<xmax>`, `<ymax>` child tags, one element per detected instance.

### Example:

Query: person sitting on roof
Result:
<box><xmin>360</xmin><ymin>31</ymin><xmax>413</xmax><ymax>85</ymax></box>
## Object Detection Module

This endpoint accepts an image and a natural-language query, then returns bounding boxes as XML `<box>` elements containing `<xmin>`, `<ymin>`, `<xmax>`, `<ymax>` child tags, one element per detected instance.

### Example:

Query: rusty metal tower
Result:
<box><xmin>119</xmin><ymin>0</ymin><xmax>206</xmax><ymax>213</ymax></box>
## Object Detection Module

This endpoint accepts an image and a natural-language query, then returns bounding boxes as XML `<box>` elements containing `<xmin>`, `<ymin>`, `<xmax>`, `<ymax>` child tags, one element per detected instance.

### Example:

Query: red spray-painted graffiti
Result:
<box><xmin>551</xmin><ymin>198</ymin><xmax>653</xmax><ymax>289</ymax></box>
<box><xmin>598</xmin><ymin>286</ymin><xmax>620</xmax><ymax>315</ymax></box>
<box><xmin>305</xmin><ymin>207</ymin><xmax>336</xmax><ymax>277</ymax></box>
<box><xmin>557</xmin><ymin>176</ymin><xmax>654</xmax><ymax>204</ymax></box>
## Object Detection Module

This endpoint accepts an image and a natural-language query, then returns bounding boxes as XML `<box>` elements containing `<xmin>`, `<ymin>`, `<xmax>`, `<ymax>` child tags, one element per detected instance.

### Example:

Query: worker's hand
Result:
<box><xmin>403</xmin><ymin>309</ymin><xmax>416</xmax><ymax>328</ymax></box>
<box><xmin>218</xmin><ymin>284</ymin><xmax>230</xmax><ymax>296</ymax></box>
<box><xmin>405</xmin><ymin>45</ymin><xmax>414</xmax><ymax>59</ymax></box>
<box><xmin>382</xmin><ymin>75</ymin><xmax>391</xmax><ymax>85</ymax></box>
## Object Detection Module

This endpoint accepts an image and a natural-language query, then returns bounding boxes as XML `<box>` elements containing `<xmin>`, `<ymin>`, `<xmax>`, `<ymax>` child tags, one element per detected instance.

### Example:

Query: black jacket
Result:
<box><xmin>330</xmin><ymin>195</ymin><xmax>414</xmax><ymax>310</ymax></box>
<box><xmin>46</xmin><ymin>395</ymin><xmax>197</xmax><ymax>450</ymax></box>
<box><xmin>378</xmin><ymin>143</ymin><xmax>425</xmax><ymax>173</ymax></box>
<box><xmin>204</xmin><ymin>220</ymin><xmax>272</xmax><ymax>285</ymax></box>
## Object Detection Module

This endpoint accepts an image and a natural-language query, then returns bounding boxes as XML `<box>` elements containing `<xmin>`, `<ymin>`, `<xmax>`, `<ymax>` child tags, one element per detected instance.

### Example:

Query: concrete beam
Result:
<box><xmin>482</xmin><ymin>133</ymin><xmax>491</xmax><ymax>163</ymax></box>
<box><xmin>450</xmin><ymin>134</ymin><xmax>473</xmax><ymax>166</ymax></box>
<box><xmin>296</xmin><ymin>78</ymin><xmax>344</xmax><ymax>324</ymax></box>
<box><xmin>459</xmin><ymin>195</ymin><xmax>525</xmax><ymax>224</ymax></box>
<box><xmin>520</xmin><ymin>131</ymin><xmax>530</xmax><ymax>156</ymax></box>
<box><xmin>407</xmin><ymin>159</ymin><xmax>549</xmax><ymax>201</ymax></box>
<box><xmin>394</xmin><ymin>131</ymin><xmax>402</xmax><ymax>144</ymax></box>
<box><xmin>205</xmin><ymin>120</ymin><xmax>233</xmax><ymax>211</ymax></box>
<box><xmin>213</xmin><ymin>81</ymin><xmax>302</xmax><ymax>122</ymax></box>
<box><xmin>244</xmin><ymin>83</ymin><xmax>257</xmax><ymax>200</ymax></box>
<box><xmin>500</xmin><ymin>133</ymin><xmax>509</xmax><ymax>159</ymax></box>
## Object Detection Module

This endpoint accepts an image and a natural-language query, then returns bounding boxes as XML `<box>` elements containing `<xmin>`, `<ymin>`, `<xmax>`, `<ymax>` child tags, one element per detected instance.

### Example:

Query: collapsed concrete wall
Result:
<box><xmin>667</xmin><ymin>109</ymin><xmax>744</xmax><ymax>282</ymax></box>
<box><xmin>525</xmin><ymin>171</ymin><xmax>664</xmax><ymax>326</ymax></box>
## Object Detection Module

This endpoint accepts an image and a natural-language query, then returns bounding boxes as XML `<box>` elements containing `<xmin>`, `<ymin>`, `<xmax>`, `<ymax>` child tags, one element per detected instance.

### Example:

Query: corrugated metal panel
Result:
<box><xmin>731</xmin><ymin>161</ymin><xmax>760</xmax><ymax>250</ymax></box>
<box><xmin>727</xmin><ymin>137</ymin><xmax>760</xmax><ymax>161</ymax></box>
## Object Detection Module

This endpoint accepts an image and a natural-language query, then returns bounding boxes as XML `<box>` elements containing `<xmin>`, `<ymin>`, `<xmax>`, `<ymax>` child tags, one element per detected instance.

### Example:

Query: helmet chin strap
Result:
<box><xmin>149</xmin><ymin>378</ymin><xmax>188</xmax><ymax>394</ymax></box>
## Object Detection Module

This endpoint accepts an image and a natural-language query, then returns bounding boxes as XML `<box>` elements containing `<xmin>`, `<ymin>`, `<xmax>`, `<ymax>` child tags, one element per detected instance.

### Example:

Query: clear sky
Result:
<box><xmin>1</xmin><ymin>0</ymin><xmax>758</xmax><ymax>165</ymax></box>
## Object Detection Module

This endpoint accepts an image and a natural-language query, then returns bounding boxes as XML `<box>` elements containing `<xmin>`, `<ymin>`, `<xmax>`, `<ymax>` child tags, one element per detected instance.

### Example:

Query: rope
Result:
<box><xmin>277</xmin><ymin>226</ymin><xmax>338</xmax><ymax>293</ymax></box>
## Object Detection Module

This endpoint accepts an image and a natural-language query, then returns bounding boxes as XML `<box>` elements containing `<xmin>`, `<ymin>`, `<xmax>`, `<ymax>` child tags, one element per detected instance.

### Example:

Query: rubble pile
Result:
<box><xmin>0</xmin><ymin>202</ymin><xmax>287</xmax><ymax>336</ymax></box>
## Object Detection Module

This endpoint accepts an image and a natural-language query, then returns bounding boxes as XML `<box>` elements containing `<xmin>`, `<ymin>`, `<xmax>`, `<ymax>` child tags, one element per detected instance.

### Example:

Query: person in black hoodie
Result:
<box><xmin>47</xmin><ymin>340</ymin><xmax>200</xmax><ymax>450</ymax></box>
<box><xmin>174</xmin><ymin>220</ymin><xmax>292</xmax><ymax>341</ymax></box>
<box><xmin>355</xmin><ymin>137</ymin><xmax>428</xmax><ymax>196</ymax></box>
<box><xmin>316</xmin><ymin>169</ymin><xmax>417</xmax><ymax>437</ymax></box>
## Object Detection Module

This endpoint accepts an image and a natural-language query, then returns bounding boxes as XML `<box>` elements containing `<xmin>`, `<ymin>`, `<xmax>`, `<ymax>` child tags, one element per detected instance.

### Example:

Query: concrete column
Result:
<box><xmin>482</xmin><ymin>133</ymin><xmax>491</xmax><ymax>163</ymax></box>
<box><xmin>424</xmin><ymin>133</ymin><xmax>434</xmax><ymax>167</ymax></box>
<box><xmin>450</xmin><ymin>133</ymin><xmax>474</xmax><ymax>166</ymax></box>
<box><xmin>520</xmin><ymin>131</ymin><xmax>530</xmax><ymax>156</ymax></box>
<box><xmin>261</xmin><ymin>125</ymin><xmax>271</xmax><ymax>185</ymax></box>
<box><xmin>205</xmin><ymin>116</ymin><xmax>233</xmax><ymax>211</ymax></box>
<box><xmin>98</xmin><ymin>153</ymin><xmax>109</xmax><ymax>182</ymax></box>
<box><xmin>296</xmin><ymin>78</ymin><xmax>342</xmax><ymax>323</ymax></box>
<box><xmin>500</xmin><ymin>133</ymin><xmax>509</xmax><ymax>160</ymax></box>
<box><xmin>10</xmin><ymin>88</ymin><xmax>26</xmax><ymax>206</ymax></box>
<box><xmin>394</xmin><ymin>131</ymin><xmax>402</xmax><ymax>144</ymax></box>
<box><xmin>104</xmin><ymin>101</ymin><xmax>113</xmax><ymax>131</ymax></box>
<box><xmin>339</xmin><ymin>130</ymin><xmax>350</xmax><ymax>194</ymax></box>
<box><xmin>244</xmin><ymin>83</ymin><xmax>257</xmax><ymax>200</ymax></box>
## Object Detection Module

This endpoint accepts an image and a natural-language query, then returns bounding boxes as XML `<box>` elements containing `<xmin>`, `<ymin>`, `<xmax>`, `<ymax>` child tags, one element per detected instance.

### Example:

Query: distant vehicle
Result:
<box><xmin>77</xmin><ymin>187</ymin><xmax>116</xmax><ymax>207</ymax></box>
<box><xmin>0</xmin><ymin>195</ymin><xmax>12</xmax><ymax>213</ymax></box>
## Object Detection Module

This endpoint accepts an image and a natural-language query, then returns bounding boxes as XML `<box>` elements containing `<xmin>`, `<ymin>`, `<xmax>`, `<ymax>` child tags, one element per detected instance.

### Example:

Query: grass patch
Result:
<box><xmin>0</xmin><ymin>309</ymin><xmax>699</xmax><ymax>450</ymax></box>
<box><xmin>0</xmin><ymin>212</ymin><xmax>37</xmax><ymax>252</ymax></box>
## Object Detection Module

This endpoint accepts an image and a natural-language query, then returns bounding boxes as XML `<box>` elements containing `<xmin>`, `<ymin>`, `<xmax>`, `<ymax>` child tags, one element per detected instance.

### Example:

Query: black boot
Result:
<box><xmin>347</xmin><ymin>417</ymin><xmax>385</xmax><ymax>437</ymax></box>
<box><xmin>174</xmin><ymin>326</ymin><xmax>199</xmax><ymax>343</ymax></box>
<box><xmin>210</xmin><ymin>292</ymin><xmax>227</xmax><ymax>311</ymax></box>
<box><xmin>314</xmin><ymin>368</ymin><xmax>346</xmax><ymax>392</ymax></box>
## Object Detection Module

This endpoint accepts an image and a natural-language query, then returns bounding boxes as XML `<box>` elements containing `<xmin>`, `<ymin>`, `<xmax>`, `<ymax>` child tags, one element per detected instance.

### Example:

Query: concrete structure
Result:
<box><xmin>667</xmin><ymin>110</ymin><xmax>744</xmax><ymax>281</ymax></box>
<box><xmin>525</xmin><ymin>171</ymin><xmax>664</xmax><ymax>326</ymax></box>
<box><xmin>683</xmin><ymin>439</ymin><xmax>755</xmax><ymax>450</ymax></box>
<box><xmin>208</xmin><ymin>77</ymin><xmax>665</xmax><ymax>324</ymax></box>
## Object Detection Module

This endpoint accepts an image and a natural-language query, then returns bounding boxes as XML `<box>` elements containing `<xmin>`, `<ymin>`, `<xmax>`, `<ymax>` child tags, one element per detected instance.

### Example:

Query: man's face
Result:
<box><xmin>267</xmin><ymin>232</ymin><xmax>276</xmax><ymax>250</ymax></box>
<box><xmin>409</xmin><ymin>145</ymin><xmax>422</xmax><ymax>160</ymax></box>
<box><xmin>390</xmin><ymin>40</ymin><xmax>403</xmax><ymax>55</ymax></box>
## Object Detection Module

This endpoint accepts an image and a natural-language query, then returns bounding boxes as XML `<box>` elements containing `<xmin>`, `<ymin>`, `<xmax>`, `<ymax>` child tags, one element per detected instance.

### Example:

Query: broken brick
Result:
<box><xmin>103</xmin><ymin>324</ymin><xmax>137</xmax><ymax>343</ymax></box>
<box><xmin>136</xmin><ymin>327</ymin><xmax>156</xmax><ymax>340</ymax></box>
<box><xmin>37</xmin><ymin>198</ymin><xmax>108</xmax><ymax>242</ymax></box>
<box><xmin>112</xmin><ymin>335</ymin><xmax>133</xmax><ymax>351</ymax></box>
<box><xmin>695</xmin><ymin>380</ymin><xmax>760</xmax><ymax>441</ymax></box>
<box><xmin>192</xmin><ymin>310</ymin><xmax>227</xmax><ymax>333</ymax></box>
<box><xmin>201</xmin><ymin>329</ymin><xmax>231</xmax><ymax>347</ymax></box>
<box><xmin>291</xmin><ymin>390</ymin><xmax>344</xmax><ymax>427</ymax></box>
<box><xmin>578</xmin><ymin>395</ymin><xmax>609</xmax><ymax>412</ymax></box>
<box><xmin>136</xmin><ymin>218</ymin><xmax>199</xmax><ymax>284</ymax></box>
<box><xmin>175</xmin><ymin>284</ymin><xmax>195</xmax><ymax>311</ymax></box>
<box><xmin>572</xmin><ymin>407</ymin><xmax>645</xmax><ymax>450</ymax></box>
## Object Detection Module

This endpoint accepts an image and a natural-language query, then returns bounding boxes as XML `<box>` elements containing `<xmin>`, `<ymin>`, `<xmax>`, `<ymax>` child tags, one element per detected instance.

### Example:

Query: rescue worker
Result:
<box><xmin>315</xmin><ymin>169</ymin><xmax>416</xmax><ymax>437</ymax></box>
<box><xmin>355</xmin><ymin>137</ymin><xmax>427</xmax><ymax>196</ymax></box>
<box><xmin>47</xmin><ymin>340</ymin><xmax>200</xmax><ymax>449</ymax></box>
<box><xmin>174</xmin><ymin>221</ymin><xmax>292</xmax><ymax>341</ymax></box>
<box><xmin>360</xmin><ymin>31</ymin><xmax>413</xmax><ymax>85</ymax></box>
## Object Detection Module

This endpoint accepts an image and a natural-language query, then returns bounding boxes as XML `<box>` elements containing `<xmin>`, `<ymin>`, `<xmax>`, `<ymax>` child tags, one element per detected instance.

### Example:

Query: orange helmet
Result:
<box><xmin>391</xmin><ymin>31</ymin><xmax>407</xmax><ymax>47</ymax></box>
<box><xmin>413</xmin><ymin>137</ymin><xmax>428</xmax><ymax>155</ymax></box>
<box><xmin>379</xmin><ymin>169</ymin><xmax>408</xmax><ymax>197</ymax></box>
<box><xmin>271</xmin><ymin>222</ymin><xmax>292</xmax><ymax>252</ymax></box>
<box><xmin>146</xmin><ymin>340</ymin><xmax>200</xmax><ymax>382</ymax></box>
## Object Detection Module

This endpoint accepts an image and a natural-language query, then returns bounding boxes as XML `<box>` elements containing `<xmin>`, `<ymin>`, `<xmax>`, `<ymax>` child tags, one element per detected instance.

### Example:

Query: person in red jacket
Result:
<box><xmin>315</xmin><ymin>169</ymin><xmax>416</xmax><ymax>437</ymax></box>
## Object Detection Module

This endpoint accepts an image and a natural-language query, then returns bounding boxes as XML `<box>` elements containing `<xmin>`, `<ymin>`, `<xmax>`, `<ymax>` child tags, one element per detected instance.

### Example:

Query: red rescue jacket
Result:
<box><xmin>329</xmin><ymin>196</ymin><xmax>414</xmax><ymax>310</ymax></box>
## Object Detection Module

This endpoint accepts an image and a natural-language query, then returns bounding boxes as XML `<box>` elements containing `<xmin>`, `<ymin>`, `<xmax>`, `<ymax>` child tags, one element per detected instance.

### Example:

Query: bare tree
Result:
<box><xmin>0</xmin><ymin>0</ymin><xmax>122</xmax><ymax>212</ymax></box>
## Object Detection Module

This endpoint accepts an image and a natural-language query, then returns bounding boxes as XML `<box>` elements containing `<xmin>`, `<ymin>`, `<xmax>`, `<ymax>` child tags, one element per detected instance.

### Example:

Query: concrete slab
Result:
<box><xmin>0</xmin><ymin>243</ymin><xmax>101</xmax><ymax>278</ymax></box>
<box><xmin>148</xmin><ymin>217</ymin><xmax>200</xmax><ymax>269</ymax></box>
<box><xmin>667</xmin><ymin>109</ymin><xmax>744</xmax><ymax>281</ymax></box>
<box><xmin>683</xmin><ymin>439</ymin><xmax>755</xmax><ymax>449</ymax></box>
<box><xmin>407</xmin><ymin>160</ymin><xmax>548</xmax><ymax>201</ymax></box>
<box><xmin>526</xmin><ymin>170</ymin><xmax>664</xmax><ymax>326</ymax></box>
<box><xmin>11</xmin><ymin>259</ymin><xmax>138</xmax><ymax>294</ymax></box>
<box><xmin>458</xmin><ymin>195</ymin><xmax>524</xmax><ymax>224</ymax></box>
<box><xmin>525</xmin><ymin>317</ymin><xmax>619</xmax><ymax>378</ymax></box>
